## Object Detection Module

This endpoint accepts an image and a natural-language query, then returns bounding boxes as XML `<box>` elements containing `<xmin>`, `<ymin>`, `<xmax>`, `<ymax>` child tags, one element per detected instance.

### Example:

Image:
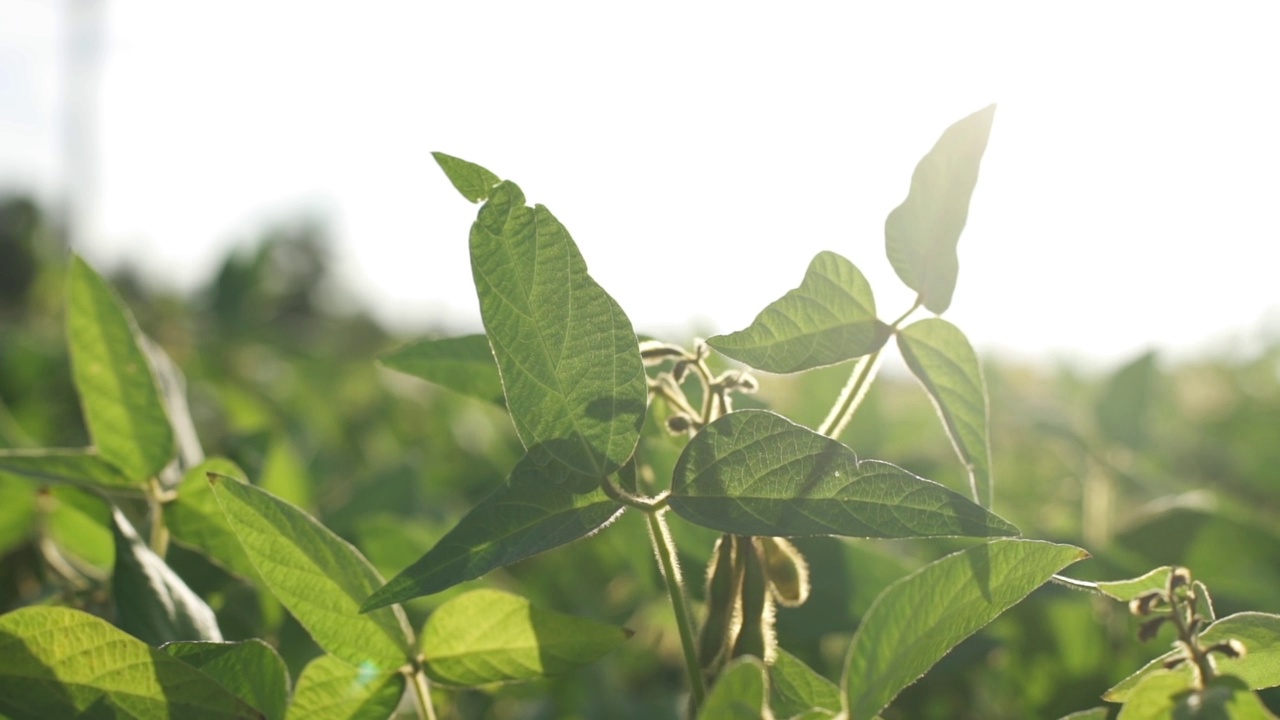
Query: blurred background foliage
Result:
<box><xmin>1</xmin><ymin>193</ymin><xmax>1278</xmax><ymax>719</ymax></box>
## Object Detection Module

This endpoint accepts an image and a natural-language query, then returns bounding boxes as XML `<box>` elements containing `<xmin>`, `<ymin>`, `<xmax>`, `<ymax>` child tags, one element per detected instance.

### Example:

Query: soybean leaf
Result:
<box><xmin>285</xmin><ymin>655</ymin><xmax>404</xmax><ymax>720</ymax></box>
<box><xmin>0</xmin><ymin>475</ymin><xmax>36</xmax><ymax>555</ymax></box>
<box><xmin>1117</xmin><ymin>672</ymin><xmax>1277</xmax><ymax>720</ymax></box>
<box><xmin>111</xmin><ymin>505</ymin><xmax>223</xmax><ymax>645</ymax></box>
<box><xmin>771</xmin><ymin>649</ymin><xmax>841</xmax><ymax>718</ymax></box>
<box><xmin>420</xmin><ymin>588</ymin><xmax>632</xmax><ymax>687</ymax></box>
<box><xmin>668</xmin><ymin>410</ymin><xmax>1017</xmax><ymax>538</ymax></box>
<box><xmin>1106</xmin><ymin>612</ymin><xmax>1280</xmax><ymax>701</ymax></box>
<box><xmin>164</xmin><ymin>640</ymin><xmax>288</xmax><ymax>720</ymax></box>
<box><xmin>209</xmin><ymin>474</ymin><xmax>415</xmax><ymax>670</ymax></box>
<box><xmin>884</xmin><ymin>104</ymin><xmax>996</xmax><ymax>314</ymax></box>
<box><xmin>1096</xmin><ymin>350</ymin><xmax>1158</xmax><ymax>449</ymax></box>
<box><xmin>843</xmin><ymin>539</ymin><xmax>1087</xmax><ymax>720</ymax></box>
<box><xmin>434</xmin><ymin>152</ymin><xmax>500</xmax><ymax>203</ymax></box>
<box><xmin>46</xmin><ymin>485</ymin><xmax>114</xmax><ymax>571</ymax></box>
<box><xmin>697</xmin><ymin>656</ymin><xmax>769</xmax><ymax>720</ymax></box>
<box><xmin>0</xmin><ymin>606</ymin><xmax>261</xmax><ymax>719</ymax></box>
<box><xmin>469</xmin><ymin>179</ymin><xmax>647</xmax><ymax>477</ymax></box>
<box><xmin>708</xmin><ymin>251</ymin><xmax>890</xmax><ymax>373</ymax></box>
<box><xmin>66</xmin><ymin>255</ymin><xmax>175</xmax><ymax>482</ymax></box>
<box><xmin>168</xmin><ymin>459</ymin><xmax>261</xmax><ymax>581</ymax></box>
<box><xmin>0</xmin><ymin>448</ymin><xmax>134</xmax><ymax>489</ymax></box>
<box><xmin>379</xmin><ymin>334</ymin><xmax>505</xmax><ymax>407</ymax></box>
<box><xmin>362</xmin><ymin>452</ymin><xmax>622</xmax><ymax>611</ymax></box>
<box><xmin>896</xmin><ymin>318</ymin><xmax>993</xmax><ymax>506</ymax></box>
<box><xmin>1058</xmin><ymin>709</ymin><xmax>1110</xmax><ymax>720</ymax></box>
<box><xmin>1095</xmin><ymin>566</ymin><xmax>1175</xmax><ymax>602</ymax></box>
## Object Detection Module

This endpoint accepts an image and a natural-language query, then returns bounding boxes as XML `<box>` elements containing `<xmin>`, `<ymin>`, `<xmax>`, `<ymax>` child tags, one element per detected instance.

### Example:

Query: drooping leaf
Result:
<box><xmin>1096</xmin><ymin>350</ymin><xmax>1158</xmax><ymax>449</ymax></box>
<box><xmin>669</xmin><ymin>410</ymin><xmax>1017</xmax><ymax>538</ymax></box>
<box><xmin>111</xmin><ymin>506</ymin><xmax>223</xmax><ymax>646</ymax></box>
<box><xmin>66</xmin><ymin>255</ymin><xmax>175</xmax><ymax>482</ymax></box>
<box><xmin>1117</xmin><ymin>672</ymin><xmax>1277</xmax><ymax>720</ymax></box>
<box><xmin>209</xmin><ymin>474</ymin><xmax>415</xmax><ymax>670</ymax></box>
<box><xmin>896</xmin><ymin>318</ymin><xmax>993</xmax><ymax>506</ymax></box>
<box><xmin>167</xmin><ymin>459</ymin><xmax>260</xmax><ymax>581</ymax></box>
<box><xmin>362</xmin><ymin>452</ymin><xmax>623</xmax><ymax>611</ymax></box>
<box><xmin>884</xmin><ymin>104</ymin><xmax>996</xmax><ymax>314</ymax></box>
<box><xmin>0</xmin><ymin>606</ymin><xmax>261</xmax><ymax>719</ymax></box>
<box><xmin>285</xmin><ymin>655</ymin><xmax>404</xmax><ymax>720</ymax></box>
<box><xmin>433</xmin><ymin>152</ymin><xmax>501</xmax><ymax>203</ymax></box>
<box><xmin>708</xmin><ymin>251</ymin><xmax>890</xmax><ymax>373</ymax></box>
<box><xmin>379</xmin><ymin>334</ymin><xmax>504</xmax><ymax>406</ymax></box>
<box><xmin>697</xmin><ymin>656</ymin><xmax>769</xmax><ymax>720</ymax></box>
<box><xmin>140</xmin><ymin>336</ymin><xmax>205</xmax><ymax>477</ymax></box>
<box><xmin>0</xmin><ymin>448</ymin><xmax>134</xmax><ymax>489</ymax></box>
<box><xmin>842</xmin><ymin>539</ymin><xmax>1087</xmax><ymax>720</ymax></box>
<box><xmin>771</xmin><ymin>649</ymin><xmax>841</xmax><ymax>718</ymax></box>
<box><xmin>469</xmin><ymin>180</ymin><xmax>647</xmax><ymax>476</ymax></box>
<box><xmin>1106</xmin><ymin>612</ymin><xmax>1280</xmax><ymax>701</ymax></box>
<box><xmin>164</xmin><ymin>640</ymin><xmax>288</xmax><ymax>720</ymax></box>
<box><xmin>419</xmin><ymin>589</ymin><xmax>632</xmax><ymax>687</ymax></box>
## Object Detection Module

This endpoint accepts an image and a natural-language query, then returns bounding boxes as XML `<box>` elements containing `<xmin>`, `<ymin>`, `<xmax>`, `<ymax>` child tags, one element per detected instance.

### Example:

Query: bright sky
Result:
<box><xmin>2</xmin><ymin>1</ymin><xmax>1278</xmax><ymax>365</ymax></box>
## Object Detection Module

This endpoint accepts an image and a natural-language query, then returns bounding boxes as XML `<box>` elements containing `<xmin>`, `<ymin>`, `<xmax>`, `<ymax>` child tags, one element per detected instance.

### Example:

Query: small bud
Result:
<box><xmin>736</xmin><ymin>373</ymin><xmax>759</xmax><ymax>393</ymax></box>
<box><xmin>1169</xmin><ymin>567</ymin><xmax>1192</xmax><ymax>593</ymax></box>
<box><xmin>639</xmin><ymin>340</ymin><xmax>687</xmax><ymax>366</ymax></box>
<box><xmin>1138</xmin><ymin>616</ymin><xmax>1169</xmax><ymax>643</ymax></box>
<box><xmin>1129</xmin><ymin>591</ymin><xmax>1164</xmax><ymax>617</ymax></box>
<box><xmin>1162</xmin><ymin>655</ymin><xmax>1188</xmax><ymax>670</ymax></box>
<box><xmin>666</xmin><ymin>414</ymin><xmax>692</xmax><ymax>435</ymax></box>
<box><xmin>672</xmin><ymin>361</ymin><xmax>690</xmax><ymax>384</ymax></box>
<box><xmin>1207</xmin><ymin>639</ymin><xmax>1247</xmax><ymax>660</ymax></box>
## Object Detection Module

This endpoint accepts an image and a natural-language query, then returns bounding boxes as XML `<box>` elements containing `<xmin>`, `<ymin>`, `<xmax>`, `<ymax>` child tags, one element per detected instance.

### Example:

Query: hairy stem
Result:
<box><xmin>410</xmin><ymin>668</ymin><xmax>438</xmax><ymax>720</ymax></box>
<box><xmin>647</xmin><ymin>509</ymin><xmax>706</xmax><ymax>712</ymax></box>
<box><xmin>817</xmin><ymin>351</ymin><xmax>883</xmax><ymax>438</ymax></box>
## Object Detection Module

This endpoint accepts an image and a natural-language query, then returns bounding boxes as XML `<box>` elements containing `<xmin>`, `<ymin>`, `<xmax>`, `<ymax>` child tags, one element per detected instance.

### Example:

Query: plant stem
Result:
<box><xmin>817</xmin><ymin>350</ymin><xmax>882</xmax><ymax>439</ymax></box>
<box><xmin>646</xmin><ymin>508</ymin><xmax>706</xmax><ymax>713</ymax></box>
<box><xmin>409</xmin><ymin>668</ymin><xmax>438</xmax><ymax>720</ymax></box>
<box><xmin>147</xmin><ymin>479</ymin><xmax>170</xmax><ymax>556</ymax></box>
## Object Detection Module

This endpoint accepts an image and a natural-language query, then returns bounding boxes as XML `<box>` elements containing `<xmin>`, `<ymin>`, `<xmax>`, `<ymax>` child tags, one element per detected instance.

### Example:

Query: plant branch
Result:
<box><xmin>646</xmin><ymin>508</ymin><xmax>706</xmax><ymax>713</ymax></box>
<box><xmin>817</xmin><ymin>298</ymin><xmax>922</xmax><ymax>439</ymax></box>
<box><xmin>409</xmin><ymin>667</ymin><xmax>438</xmax><ymax>720</ymax></box>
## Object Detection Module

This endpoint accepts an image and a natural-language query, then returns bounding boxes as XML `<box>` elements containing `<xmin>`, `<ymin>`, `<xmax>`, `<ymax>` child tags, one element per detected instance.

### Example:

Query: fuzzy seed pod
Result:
<box><xmin>758</xmin><ymin>536</ymin><xmax>811</xmax><ymax>608</ymax></box>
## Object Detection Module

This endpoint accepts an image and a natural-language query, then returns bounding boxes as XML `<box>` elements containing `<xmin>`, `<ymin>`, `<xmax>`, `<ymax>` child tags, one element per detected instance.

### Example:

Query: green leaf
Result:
<box><xmin>167</xmin><ymin>459</ymin><xmax>261</xmax><ymax>581</ymax></box>
<box><xmin>469</xmin><ymin>180</ymin><xmax>647</xmax><ymax>476</ymax></box>
<box><xmin>433</xmin><ymin>152</ymin><xmax>501</xmax><ymax>203</ymax></box>
<box><xmin>0</xmin><ymin>475</ymin><xmax>37</xmax><ymax>555</ymax></box>
<box><xmin>362</xmin><ymin>452</ymin><xmax>622</xmax><ymax>611</ymax></box>
<box><xmin>285</xmin><ymin>655</ymin><xmax>404</xmax><ymax>720</ymax></box>
<box><xmin>46</xmin><ymin>485</ymin><xmax>114</xmax><ymax>570</ymax></box>
<box><xmin>111</xmin><ymin>505</ymin><xmax>223</xmax><ymax>645</ymax></box>
<box><xmin>420</xmin><ymin>589</ymin><xmax>631</xmax><ymax>686</ymax></box>
<box><xmin>66</xmin><ymin>254</ymin><xmax>175</xmax><ymax>482</ymax></box>
<box><xmin>842</xmin><ymin>539</ymin><xmax>1087</xmax><ymax>720</ymax></box>
<box><xmin>668</xmin><ymin>410</ymin><xmax>1017</xmax><ymax>538</ymax></box>
<box><xmin>209</xmin><ymin>474</ymin><xmax>415</xmax><ymax>670</ymax></box>
<box><xmin>707</xmin><ymin>251</ymin><xmax>890</xmax><ymax>373</ymax></box>
<box><xmin>1117</xmin><ymin>672</ymin><xmax>1278</xmax><ymax>720</ymax></box>
<box><xmin>771</xmin><ymin>649</ymin><xmax>841</xmax><ymax>718</ymax></box>
<box><xmin>697</xmin><ymin>656</ymin><xmax>769</xmax><ymax>720</ymax></box>
<box><xmin>1096</xmin><ymin>350</ymin><xmax>1158</xmax><ymax>449</ymax></box>
<box><xmin>164</xmin><ymin>640</ymin><xmax>288</xmax><ymax>720</ymax></box>
<box><xmin>1095</xmin><ymin>566</ymin><xmax>1175</xmax><ymax>601</ymax></box>
<box><xmin>884</xmin><ymin>104</ymin><xmax>996</xmax><ymax>314</ymax></box>
<box><xmin>0</xmin><ymin>448</ymin><xmax>135</xmax><ymax>489</ymax></box>
<box><xmin>0</xmin><ymin>606</ymin><xmax>261</xmax><ymax>719</ymax></box>
<box><xmin>896</xmin><ymin>318</ymin><xmax>993</xmax><ymax>506</ymax></box>
<box><xmin>1058</xmin><ymin>709</ymin><xmax>1111</xmax><ymax>720</ymax></box>
<box><xmin>379</xmin><ymin>334</ymin><xmax>505</xmax><ymax>406</ymax></box>
<box><xmin>1107</xmin><ymin>612</ymin><xmax>1280</xmax><ymax>701</ymax></box>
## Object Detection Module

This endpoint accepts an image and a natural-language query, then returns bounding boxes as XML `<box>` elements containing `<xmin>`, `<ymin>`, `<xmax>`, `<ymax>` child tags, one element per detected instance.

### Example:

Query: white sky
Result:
<box><xmin>2</xmin><ymin>1</ymin><xmax>1278</xmax><ymax>365</ymax></box>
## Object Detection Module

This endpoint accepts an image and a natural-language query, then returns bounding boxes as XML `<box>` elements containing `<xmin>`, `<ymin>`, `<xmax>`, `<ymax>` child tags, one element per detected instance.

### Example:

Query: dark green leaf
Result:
<box><xmin>420</xmin><ymin>589</ymin><xmax>632</xmax><ymax>686</ymax></box>
<box><xmin>210</xmin><ymin>475</ymin><xmax>415</xmax><ymax>670</ymax></box>
<box><xmin>285</xmin><ymin>655</ymin><xmax>404</xmax><ymax>720</ymax></box>
<box><xmin>697</xmin><ymin>656</ymin><xmax>769</xmax><ymax>720</ymax></box>
<box><xmin>362</xmin><ymin>452</ymin><xmax>623</xmax><ymax>610</ymax></box>
<box><xmin>1096</xmin><ymin>350</ymin><xmax>1158</xmax><ymax>449</ymax></box>
<box><xmin>669</xmin><ymin>410</ymin><xmax>1017</xmax><ymax>538</ymax></box>
<box><xmin>164</xmin><ymin>640</ymin><xmax>288</xmax><ymax>720</ymax></box>
<box><xmin>469</xmin><ymin>180</ymin><xmax>647</xmax><ymax>476</ymax></box>
<box><xmin>885</xmin><ymin>104</ymin><xmax>996</xmax><ymax>313</ymax></box>
<box><xmin>111</xmin><ymin>506</ymin><xmax>222</xmax><ymax>645</ymax></box>
<box><xmin>66</xmin><ymin>255</ymin><xmax>175</xmax><ymax>482</ymax></box>
<box><xmin>0</xmin><ymin>448</ymin><xmax>134</xmax><ymax>489</ymax></box>
<box><xmin>1117</xmin><ymin>672</ymin><xmax>1277</xmax><ymax>720</ymax></box>
<box><xmin>0</xmin><ymin>475</ymin><xmax>37</xmax><ymax>555</ymax></box>
<box><xmin>379</xmin><ymin>334</ymin><xmax>504</xmax><ymax>406</ymax></box>
<box><xmin>896</xmin><ymin>318</ymin><xmax>993</xmax><ymax>506</ymax></box>
<box><xmin>433</xmin><ymin>152</ymin><xmax>501</xmax><ymax>203</ymax></box>
<box><xmin>0</xmin><ymin>606</ymin><xmax>261</xmax><ymax>719</ymax></box>
<box><xmin>770</xmin><ymin>649</ymin><xmax>841</xmax><ymax>718</ymax></box>
<box><xmin>843</xmin><ymin>539</ymin><xmax>1087</xmax><ymax>720</ymax></box>
<box><xmin>708</xmin><ymin>251</ymin><xmax>889</xmax><ymax>373</ymax></box>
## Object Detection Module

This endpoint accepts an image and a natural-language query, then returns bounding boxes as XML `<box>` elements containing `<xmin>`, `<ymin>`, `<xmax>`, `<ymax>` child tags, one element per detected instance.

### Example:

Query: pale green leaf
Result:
<box><xmin>0</xmin><ymin>606</ymin><xmax>261</xmax><ymax>719</ymax></box>
<box><xmin>1058</xmin><ymin>709</ymin><xmax>1110</xmax><ymax>720</ymax></box>
<box><xmin>66</xmin><ymin>255</ymin><xmax>175</xmax><ymax>482</ymax></box>
<box><xmin>164</xmin><ymin>640</ymin><xmax>288</xmax><ymax>720</ymax></box>
<box><xmin>285</xmin><ymin>655</ymin><xmax>404</xmax><ymax>720</ymax></box>
<box><xmin>46</xmin><ymin>485</ymin><xmax>114</xmax><ymax>571</ymax></box>
<box><xmin>697</xmin><ymin>656</ymin><xmax>769</xmax><ymax>720</ymax></box>
<box><xmin>420</xmin><ymin>589</ymin><xmax>631</xmax><ymax>687</ymax></box>
<box><xmin>1095</xmin><ymin>566</ymin><xmax>1175</xmax><ymax>602</ymax></box>
<box><xmin>668</xmin><ymin>410</ymin><xmax>1017</xmax><ymax>538</ymax></box>
<box><xmin>771</xmin><ymin>648</ymin><xmax>841</xmax><ymax>718</ymax></box>
<box><xmin>0</xmin><ymin>448</ymin><xmax>135</xmax><ymax>489</ymax></box>
<box><xmin>885</xmin><ymin>104</ymin><xmax>996</xmax><ymax>313</ymax></box>
<box><xmin>1117</xmin><ymin>672</ymin><xmax>1277</xmax><ymax>720</ymax></box>
<box><xmin>379</xmin><ymin>334</ymin><xmax>504</xmax><ymax>406</ymax></box>
<box><xmin>469</xmin><ymin>180</ymin><xmax>647</xmax><ymax>476</ymax></box>
<box><xmin>111</xmin><ymin>506</ymin><xmax>223</xmax><ymax>645</ymax></box>
<box><xmin>1106</xmin><ymin>613</ymin><xmax>1280</xmax><ymax>701</ymax></box>
<box><xmin>363</xmin><ymin>452</ymin><xmax>622</xmax><ymax>611</ymax></box>
<box><xmin>433</xmin><ymin>152</ymin><xmax>500</xmax><ymax>203</ymax></box>
<box><xmin>708</xmin><ymin>251</ymin><xmax>890</xmax><ymax>373</ymax></box>
<box><xmin>896</xmin><ymin>318</ymin><xmax>993</xmax><ymax>506</ymax></box>
<box><xmin>843</xmin><ymin>539</ymin><xmax>1087</xmax><ymax>720</ymax></box>
<box><xmin>1096</xmin><ymin>350</ymin><xmax>1158</xmax><ymax>449</ymax></box>
<box><xmin>167</xmin><ymin>459</ymin><xmax>260</xmax><ymax>581</ymax></box>
<box><xmin>210</xmin><ymin>475</ymin><xmax>415</xmax><ymax>670</ymax></box>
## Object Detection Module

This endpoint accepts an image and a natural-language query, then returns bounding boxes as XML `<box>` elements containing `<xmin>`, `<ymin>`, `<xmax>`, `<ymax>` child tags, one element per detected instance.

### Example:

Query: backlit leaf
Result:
<box><xmin>697</xmin><ymin>656</ymin><xmax>769</xmax><ymax>720</ymax></box>
<box><xmin>164</xmin><ymin>640</ymin><xmax>288</xmax><ymax>720</ymax></box>
<box><xmin>1117</xmin><ymin>672</ymin><xmax>1277</xmax><ymax>720</ymax></box>
<box><xmin>0</xmin><ymin>448</ymin><xmax>134</xmax><ymax>489</ymax></box>
<box><xmin>380</xmin><ymin>334</ymin><xmax>504</xmax><ymax>406</ymax></box>
<box><xmin>285</xmin><ymin>655</ymin><xmax>404</xmax><ymax>720</ymax></box>
<box><xmin>433</xmin><ymin>152</ymin><xmax>500</xmax><ymax>203</ymax></box>
<box><xmin>771</xmin><ymin>648</ymin><xmax>841</xmax><ymax>718</ymax></box>
<box><xmin>1096</xmin><ymin>350</ymin><xmax>1158</xmax><ymax>449</ymax></box>
<box><xmin>167</xmin><ymin>459</ymin><xmax>260</xmax><ymax>580</ymax></box>
<box><xmin>842</xmin><ymin>539</ymin><xmax>1087</xmax><ymax>719</ymax></box>
<box><xmin>669</xmin><ymin>410</ymin><xmax>1016</xmax><ymax>538</ymax></box>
